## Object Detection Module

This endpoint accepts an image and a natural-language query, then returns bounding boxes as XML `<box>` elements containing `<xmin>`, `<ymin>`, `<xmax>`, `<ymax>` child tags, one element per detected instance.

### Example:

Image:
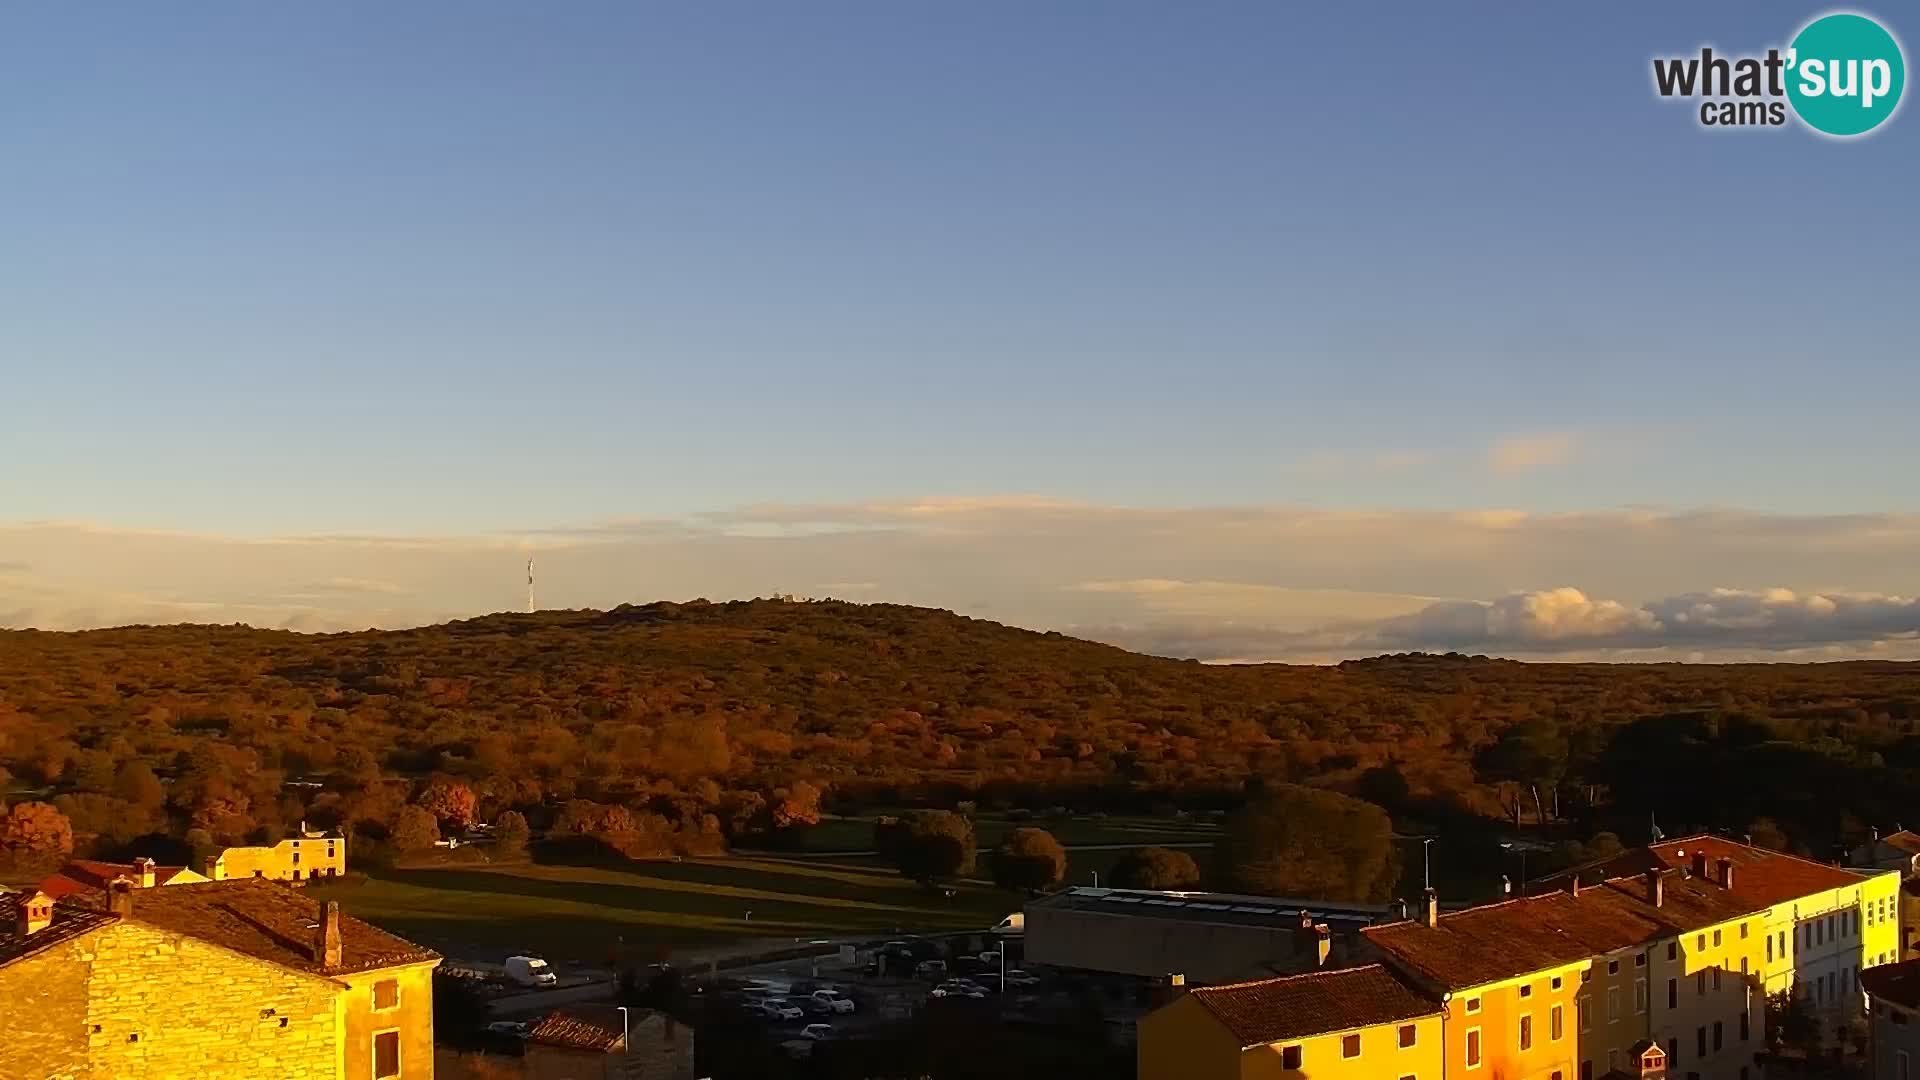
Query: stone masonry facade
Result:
<box><xmin>0</xmin><ymin>921</ymin><xmax>345</xmax><ymax>1080</ymax></box>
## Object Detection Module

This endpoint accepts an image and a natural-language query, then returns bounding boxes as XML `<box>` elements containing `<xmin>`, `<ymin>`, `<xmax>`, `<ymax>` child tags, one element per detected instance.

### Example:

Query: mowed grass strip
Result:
<box><xmin>312</xmin><ymin>856</ymin><xmax>1016</xmax><ymax>963</ymax></box>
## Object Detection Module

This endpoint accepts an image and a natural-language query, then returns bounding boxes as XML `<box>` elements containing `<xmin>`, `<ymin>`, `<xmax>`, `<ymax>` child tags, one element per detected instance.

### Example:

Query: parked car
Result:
<box><xmin>809</xmin><ymin>990</ymin><xmax>856</xmax><ymax>1015</ymax></box>
<box><xmin>504</xmin><ymin>955</ymin><xmax>557</xmax><ymax>987</ymax></box>
<box><xmin>484</xmin><ymin>1021</ymin><xmax>528</xmax><ymax>1038</ymax></box>
<box><xmin>762</xmin><ymin>997</ymin><xmax>805</xmax><ymax>1021</ymax></box>
<box><xmin>931</xmin><ymin>980</ymin><xmax>987</xmax><ymax>1000</ymax></box>
<box><xmin>801</xmin><ymin>1023</ymin><xmax>834</xmax><ymax>1041</ymax></box>
<box><xmin>915</xmin><ymin>959</ymin><xmax>948</xmax><ymax>979</ymax></box>
<box><xmin>1003</xmin><ymin>968</ymin><xmax>1040</xmax><ymax>988</ymax></box>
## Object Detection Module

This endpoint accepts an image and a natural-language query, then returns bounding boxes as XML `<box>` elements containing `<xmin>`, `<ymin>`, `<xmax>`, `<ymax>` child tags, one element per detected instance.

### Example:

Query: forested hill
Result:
<box><xmin>4</xmin><ymin>599</ymin><xmax>1920</xmax><ymax>856</ymax></box>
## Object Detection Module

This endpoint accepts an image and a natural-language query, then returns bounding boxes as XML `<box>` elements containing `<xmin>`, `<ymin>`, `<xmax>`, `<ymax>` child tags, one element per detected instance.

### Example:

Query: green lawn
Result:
<box><xmin>311</xmin><ymin>855</ymin><xmax>1020</xmax><ymax>967</ymax></box>
<box><xmin>777</xmin><ymin>810</ymin><xmax>1221</xmax><ymax>853</ymax></box>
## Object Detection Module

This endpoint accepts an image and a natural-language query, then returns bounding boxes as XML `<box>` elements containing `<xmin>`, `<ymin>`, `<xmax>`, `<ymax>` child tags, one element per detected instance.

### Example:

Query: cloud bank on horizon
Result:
<box><xmin>3</xmin><ymin>499</ymin><xmax>1919</xmax><ymax>664</ymax></box>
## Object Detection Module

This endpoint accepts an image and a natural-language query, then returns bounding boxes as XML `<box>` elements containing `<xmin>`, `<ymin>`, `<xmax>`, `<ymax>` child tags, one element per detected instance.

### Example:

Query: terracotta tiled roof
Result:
<box><xmin>71</xmin><ymin>878</ymin><xmax>439</xmax><ymax>977</ymax></box>
<box><xmin>1863</xmin><ymin>959</ymin><xmax>1920</xmax><ymax>1010</ymax></box>
<box><xmin>1546</xmin><ymin>835</ymin><xmax>1878</xmax><ymax>910</ymax></box>
<box><xmin>1881</xmin><ymin>831</ymin><xmax>1920</xmax><ymax>856</ymax></box>
<box><xmin>1366</xmin><ymin>890</ymin><xmax>1672</xmax><ymax>991</ymax></box>
<box><xmin>38</xmin><ymin>860</ymin><xmax>194</xmax><ymax>899</ymax></box>
<box><xmin>527</xmin><ymin>1005</ymin><xmax>638</xmax><ymax>1053</ymax></box>
<box><xmin>1185</xmin><ymin>964</ymin><xmax>1441</xmax><ymax>1046</ymax></box>
<box><xmin>0</xmin><ymin>894</ymin><xmax>119</xmax><ymax>969</ymax></box>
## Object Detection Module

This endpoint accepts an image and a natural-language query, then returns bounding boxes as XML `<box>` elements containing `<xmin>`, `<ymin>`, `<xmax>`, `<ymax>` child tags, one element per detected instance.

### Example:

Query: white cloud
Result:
<box><xmin>1488</xmin><ymin>431</ymin><xmax>1577</xmax><ymax>473</ymax></box>
<box><xmin>6</xmin><ymin>504</ymin><xmax>1920</xmax><ymax>662</ymax></box>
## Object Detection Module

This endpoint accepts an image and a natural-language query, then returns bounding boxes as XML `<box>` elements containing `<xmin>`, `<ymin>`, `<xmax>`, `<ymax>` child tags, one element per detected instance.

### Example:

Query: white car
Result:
<box><xmin>1003</xmin><ymin>969</ymin><xmax>1040</xmax><ymax>988</ymax></box>
<box><xmin>810</xmin><ymin>990</ymin><xmax>856</xmax><ymax>1014</ymax></box>
<box><xmin>801</xmin><ymin>1023</ymin><xmax>833</xmax><ymax>1041</ymax></box>
<box><xmin>762</xmin><ymin>997</ymin><xmax>805</xmax><ymax>1020</ymax></box>
<box><xmin>485</xmin><ymin>1021</ymin><xmax>528</xmax><ymax>1038</ymax></box>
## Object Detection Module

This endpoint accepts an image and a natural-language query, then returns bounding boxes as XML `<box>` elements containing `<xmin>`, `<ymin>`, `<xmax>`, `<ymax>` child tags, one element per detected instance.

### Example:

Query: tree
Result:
<box><xmin>992</xmin><ymin>827</ymin><xmax>1066</xmax><ymax>893</ymax></box>
<box><xmin>1110</xmin><ymin>847</ymin><xmax>1202</xmax><ymax>890</ymax></box>
<box><xmin>416</xmin><ymin>778</ymin><xmax>479</xmax><ymax>829</ymax></box>
<box><xmin>1214</xmin><ymin>785</ymin><xmax>1398</xmax><ymax>902</ymax></box>
<box><xmin>887</xmin><ymin>810</ymin><xmax>976</xmax><ymax>884</ymax></box>
<box><xmin>1748</xmin><ymin>817</ymin><xmax>1791</xmax><ymax>852</ymax></box>
<box><xmin>1474</xmin><ymin>720</ymin><xmax>1569</xmax><ymax>826</ymax></box>
<box><xmin>494</xmin><ymin>810</ymin><xmax>530</xmax><ymax>859</ymax></box>
<box><xmin>113</xmin><ymin>761</ymin><xmax>166</xmax><ymax>810</ymax></box>
<box><xmin>0</xmin><ymin>801</ymin><xmax>75</xmax><ymax>866</ymax></box>
<box><xmin>390</xmin><ymin>806</ymin><xmax>440</xmax><ymax>852</ymax></box>
<box><xmin>769</xmin><ymin>781</ymin><xmax>823</xmax><ymax>830</ymax></box>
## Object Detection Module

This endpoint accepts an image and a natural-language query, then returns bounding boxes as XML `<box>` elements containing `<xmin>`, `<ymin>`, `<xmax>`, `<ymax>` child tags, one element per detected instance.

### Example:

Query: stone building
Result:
<box><xmin>211</xmin><ymin>821</ymin><xmax>348</xmax><ymax>883</ymax></box>
<box><xmin>0</xmin><ymin>876</ymin><xmax>439</xmax><ymax>1079</ymax></box>
<box><xmin>523</xmin><ymin>1005</ymin><xmax>695</xmax><ymax>1080</ymax></box>
<box><xmin>37</xmin><ymin>856</ymin><xmax>210</xmax><ymax>899</ymax></box>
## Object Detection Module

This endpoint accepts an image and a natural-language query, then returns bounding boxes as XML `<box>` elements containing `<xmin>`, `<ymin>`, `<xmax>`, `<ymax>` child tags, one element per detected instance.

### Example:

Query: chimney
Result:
<box><xmin>1717</xmin><ymin>858</ymin><xmax>1734</xmax><ymax>890</ymax></box>
<box><xmin>18</xmin><ymin>890</ymin><xmax>55</xmax><ymax>935</ymax></box>
<box><xmin>1646</xmin><ymin>868</ymin><xmax>1665</xmax><ymax>908</ymax></box>
<box><xmin>107</xmin><ymin>878</ymin><xmax>135</xmax><ymax>918</ymax></box>
<box><xmin>1157</xmin><ymin>972</ymin><xmax>1187</xmax><ymax>1007</ymax></box>
<box><xmin>133</xmin><ymin>857</ymin><xmax>156</xmax><ymax>888</ymax></box>
<box><xmin>202</xmin><ymin>855</ymin><xmax>222</xmax><ymax>881</ymax></box>
<box><xmin>1395</xmin><ymin>898</ymin><xmax>1410</xmax><ymax>921</ymax></box>
<box><xmin>1313</xmin><ymin>925</ymin><xmax>1331</xmax><ymax>968</ymax></box>
<box><xmin>1422</xmin><ymin>888</ymin><xmax>1439</xmax><ymax>928</ymax></box>
<box><xmin>1692</xmin><ymin>852</ymin><xmax>1708</xmax><ymax>879</ymax></box>
<box><xmin>315</xmin><ymin>900</ymin><xmax>342</xmax><ymax>969</ymax></box>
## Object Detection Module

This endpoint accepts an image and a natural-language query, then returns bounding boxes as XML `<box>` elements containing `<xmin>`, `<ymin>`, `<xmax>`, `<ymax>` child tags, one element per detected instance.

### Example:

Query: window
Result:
<box><xmin>1780</xmin><ymin>930</ymin><xmax>1788</xmax><ymax>956</ymax></box>
<box><xmin>1713</xmin><ymin>929</ymin><xmax>1722</xmax><ymax>946</ymax></box>
<box><xmin>1342</xmin><ymin>1033</ymin><xmax>1360</xmax><ymax>1058</ymax></box>
<box><xmin>1465</xmin><ymin>996</ymin><xmax>1482</xmax><ymax>1014</ymax></box>
<box><xmin>1668</xmin><ymin>942</ymin><xmax>1679</xmax><ymax>961</ymax></box>
<box><xmin>1668</xmin><ymin>1037</ymin><xmax>1679</xmax><ymax>1065</ymax></box>
<box><xmin>1740</xmin><ymin>1011</ymin><xmax>1750</xmax><ymax>1041</ymax></box>
<box><xmin>1394</xmin><ymin>1024</ymin><xmax>1415</xmax><ymax>1048</ymax></box>
<box><xmin>1713</xmin><ymin>969</ymin><xmax>1722</xmax><ymax>991</ymax></box>
<box><xmin>1713</xmin><ymin>1020</ymin><xmax>1723</xmax><ymax>1051</ymax></box>
<box><xmin>1740</xmin><ymin>922</ymin><xmax>1749</xmax><ymax>939</ymax></box>
<box><xmin>1607</xmin><ymin>986</ymin><xmax>1621</xmax><ymax>1021</ymax></box>
<box><xmin>372</xmin><ymin>979</ymin><xmax>399</xmax><ymax>1011</ymax></box>
<box><xmin>1582</xmin><ymin>1065</ymin><xmax>1593</xmax><ymax>1080</ymax></box>
<box><xmin>1696</xmin><ymin>972</ymin><xmax>1706</xmax><ymax>996</ymax></box>
<box><xmin>1898</xmin><ymin>1049</ymin><xmax>1909</xmax><ymax>1080</ymax></box>
<box><xmin>1697</xmin><ymin>934</ymin><xmax>1707</xmax><ymax>951</ymax></box>
<box><xmin>1519</xmin><ymin>1014</ymin><xmax>1533</xmax><ymax>1052</ymax></box>
<box><xmin>1281</xmin><ymin>1046</ymin><xmax>1302</xmax><ymax>1069</ymax></box>
<box><xmin>374</xmin><ymin>1031</ymin><xmax>401</xmax><ymax>1079</ymax></box>
<box><xmin>1696</xmin><ymin>1026</ymin><xmax>1706</xmax><ymax>1057</ymax></box>
<box><xmin>1578</xmin><ymin>995</ymin><xmax>1591</xmax><ymax>1033</ymax></box>
<box><xmin>1551</xmin><ymin>1004</ymin><xmax>1564</xmax><ymax>1041</ymax></box>
<box><xmin>1465</xmin><ymin>1027</ymin><xmax>1482</xmax><ymax>1069</ymax></box>
<box><xmin>1767</xmin><ymin>935</ymin><xmax>1773</xmax><ymax>962</ymax></box>
<box><xmin>1740</xmin><ymin>957</ymin><xmax>1748</xmax><ymax>975</ymax></box>
<box><xmin>1551</xmin><ymin>976</ymin><xmax>1562</xmax><ymax>990</ymax></box>
<box><xmin>1636</xmin><ymin>951</ymin><xmax>1647</xmax><ymax>967</ymax></box>
<box><xmin>1608</xmin><ymin>959</ymin><xmax>1620</xmax><ymax>975</ymax></box>
<box><xmin>1634</xmin><ymin>977</ymin><xmax>1648</xmax><ymax>1014</ymax></box>
<box><xmin>1668</xmin><ymin>978</ymin><xmax>1678</xmax><ymax>1008</ymax></box>
<box><xmin>1609</xmin><ymin>1049</ymin><xmax>1621</xmax><ymax>1071</ymax></box>
<box><xmin>1520</xmin><ymin>983</ymin><xmax>1533</xmax><ymax>999</ymax></box>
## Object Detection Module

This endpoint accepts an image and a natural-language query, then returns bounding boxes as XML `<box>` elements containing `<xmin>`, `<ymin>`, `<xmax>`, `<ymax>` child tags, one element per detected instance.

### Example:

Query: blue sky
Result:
<box><xmin>4</xmin><ymin>1</ymin><xmax>1914</xmax><ymax>535</ymax></box>
<box><xmin>3</xmin><ymin>4</ymin><xmax>1918</xmax><ymax>656</ymax></box>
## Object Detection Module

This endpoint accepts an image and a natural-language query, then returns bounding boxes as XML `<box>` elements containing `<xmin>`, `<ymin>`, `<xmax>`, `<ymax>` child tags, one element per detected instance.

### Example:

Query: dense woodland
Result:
<box><xmin>3</xmin><ymin>599</ymin><xmax>1920</xmax><ymax>887</ymax></box>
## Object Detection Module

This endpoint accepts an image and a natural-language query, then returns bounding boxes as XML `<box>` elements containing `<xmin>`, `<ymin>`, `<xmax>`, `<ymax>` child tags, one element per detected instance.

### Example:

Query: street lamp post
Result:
<box><xmin>1422</xmin><ymin>838</ymin><xmax>1434</xmax><ymax>892</ymax></box>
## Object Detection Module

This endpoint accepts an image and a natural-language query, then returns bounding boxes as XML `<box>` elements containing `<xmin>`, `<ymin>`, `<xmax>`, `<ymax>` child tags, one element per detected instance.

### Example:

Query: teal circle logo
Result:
<box><xmin>1787</xmin><ymin>13</ymin><xmax>1906</xmax><ymax>136</ymax></box>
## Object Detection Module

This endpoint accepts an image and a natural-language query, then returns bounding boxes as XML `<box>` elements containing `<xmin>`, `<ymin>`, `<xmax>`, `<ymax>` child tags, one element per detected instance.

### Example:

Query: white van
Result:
<box><xmin>505</xmin><ymin>955</ymin><xmax>558</xmax><ymax>987</ymax></box>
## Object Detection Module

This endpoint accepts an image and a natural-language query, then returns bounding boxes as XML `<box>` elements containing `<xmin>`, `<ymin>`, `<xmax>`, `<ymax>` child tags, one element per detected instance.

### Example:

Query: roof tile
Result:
<box><xmin>1185</xmin><ymin>964</ymin><xmax>1441</xmax><ymax>1046</ymax></box>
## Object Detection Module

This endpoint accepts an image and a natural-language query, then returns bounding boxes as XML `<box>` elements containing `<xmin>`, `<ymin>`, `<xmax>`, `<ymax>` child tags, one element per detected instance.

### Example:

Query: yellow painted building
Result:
<box><xmin>213</xmin><ymin>823</ymin><xmax>348</xmax><ymax>883</ymax></box>
<box><xmin>1138</xmin><ymin>964</ymin><xmax>1445</xmax><ymax>1080</ymax></box>
<box><xmin>0</xmin><ymin>877</ymin><xmax>438</xmax><ymax>1079</ymax></box>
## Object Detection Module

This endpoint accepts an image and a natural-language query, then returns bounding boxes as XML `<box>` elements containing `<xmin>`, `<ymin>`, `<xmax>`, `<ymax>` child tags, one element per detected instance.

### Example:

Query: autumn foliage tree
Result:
<box><xmin>389</xmin><ymin>806</ymin><xmax>441</xmax><ymax>853</ymax></box>
<box><xmin>991</xmin><ymin>827</ymin><xmax>1066</xmax><ymax>893</ymax></box>
<box><xmin>1215</xmin><ymin>784</ymin><xmax>1399</xmax><ymax>902</ymax></box>
<box><xmin>0</xmin><ymin>800</ymin><xmax>76</xmax><ymax>869</ymax></box>
<box><xmin>494</xmin><ymin>810</ymin><xmax>530</xmax><ymax>859</ymax></box>
<box><xmin>1110</xmin><ymin>847</ymin><xmax>1202</xmax><ymax>891</ymax></box>
<box><xmin>416</xmin><ymin>778</ymin><xmax>479</xmax><ymax>829</ymax></box>
<box><xmin>882</xmin><ymin>810</ymin><xmax>976</xmax><ymax>885</ymax></box>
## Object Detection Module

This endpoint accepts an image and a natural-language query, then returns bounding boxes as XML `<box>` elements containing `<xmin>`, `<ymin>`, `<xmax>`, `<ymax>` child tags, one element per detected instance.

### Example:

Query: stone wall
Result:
<box><xmin>0</xmin><ymin>940</ymin><xmax>91</xmax><ymax>1080</ymax></box>
<box><xmin>81</xmin><ymin>921</ymin><xmax>345</xmax><ymax>1079</ymax></box>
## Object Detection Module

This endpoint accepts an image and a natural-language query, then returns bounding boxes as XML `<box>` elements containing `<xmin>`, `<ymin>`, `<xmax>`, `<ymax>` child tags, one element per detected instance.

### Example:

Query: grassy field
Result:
<box><xmin>310</xmin><ymin>854</ymin><xmax>1020</xmax><ymax>967</ymax></box>
<box><xmin>779</xmin><ymin>810</ymin><xmax>1222</xmax><ymax>853</ymax></box>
